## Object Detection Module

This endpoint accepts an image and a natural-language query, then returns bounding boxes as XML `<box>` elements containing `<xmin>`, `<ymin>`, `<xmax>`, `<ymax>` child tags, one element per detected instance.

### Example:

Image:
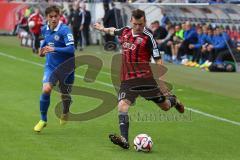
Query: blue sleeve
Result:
<box><xmin>214</xmin><ymin>37</ymin><xmax>226</xmax><ymax>49</ymax></box>
<box><xmin>205</xmin><ymin>35</ymin><xmax>213</xmax><ymax>44</ymax></box>
<box><xmin>184</xmin><ymin>30</ymin><xmax>197</xmax><ymax>41</ymax></box>
<box><xmin>54</xmin><ymin>45</ymin><xmax>75</xmax><ymax>55</ymax></box>
<box><xmin>40</xmin><ymin>40</ymin><xmax>46</xmax><ymax>48</ymax></box>
<box><xmin>201</xmin><ymin>34</ymin><xmax>208</xmax><ymax>44</ymax></box>
<box><xmin>214</xmin><ymin>42</ymin><xmax>226</xmax><ymax>50</ymax></box>
<box><xmin>193</xmin><ymin>35</ymin><xmax>203</xmax><ymax>49</ymax></box>
<box><xmin>222</xmin><ymin>32</ymin><xmax>230</xmax><ymax>41</ymax></box>
<box><xmin>63</xmin><ymin>26</ymin><xmax>74</xmax><ymax>46</ymax></box>
<box><xmin>40</xmin><ymin>26</ymin><xmax>46</xmax><ymax>48</ymax></box>
<box><xmin>53</xmin><ymin>25</ymin><xmax>75</xmax><ymax>55</ymax></box>
<box><xmin>194</xmin><ymin>42</ymin><xmax>202</xmax><ymax>49</ymax></box>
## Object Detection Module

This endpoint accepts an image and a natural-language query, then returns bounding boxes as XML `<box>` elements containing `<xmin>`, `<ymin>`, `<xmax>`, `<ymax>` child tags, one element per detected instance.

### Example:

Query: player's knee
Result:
<box><xmin>118</xmin><ymin>100</ymin><xmax>130</xmax><ymax>113</ymax></box>
<box><xmin>42</xmin><ymin>84</ymin><xmax>52</xmax><ymax>94</ymax></box>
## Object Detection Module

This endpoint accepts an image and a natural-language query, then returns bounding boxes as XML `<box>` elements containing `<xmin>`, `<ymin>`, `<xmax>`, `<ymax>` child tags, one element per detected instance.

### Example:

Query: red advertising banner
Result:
<box><xmin>0</xmin><ymin>2</ymin><xmax>28</xmax><ymax>33</ymax></box>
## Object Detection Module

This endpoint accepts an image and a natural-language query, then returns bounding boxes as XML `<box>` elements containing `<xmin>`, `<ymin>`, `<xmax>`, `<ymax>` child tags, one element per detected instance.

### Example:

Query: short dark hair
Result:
<box><xmin>131</xmin><ymin>9</ymin><xmax>146</xmax><ymax>20</ymax></box>
<box><xmin>45</xmin><ymin>5</ymin><xmax>60</xmax><ymax>16</ymax></box>
<box><xmin>153</xmin><ymin>20</ymin><xmax>159</xmax><ymax>25</ymax></box>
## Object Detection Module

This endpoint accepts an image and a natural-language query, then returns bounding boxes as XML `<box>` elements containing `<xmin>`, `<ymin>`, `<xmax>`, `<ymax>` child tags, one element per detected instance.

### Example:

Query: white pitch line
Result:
<box><xmin>0</xmin><ymin>52</ymin><xmax>44</xmax><ymax>67</ymax></box>
<box><xmin>0</xmin><ymin>52</ymin><xmax>113</xmax><ymax>88</ymax></box>
<box><xmin>0</xmin><ymin>51</ymin><xmax>240</xmax><ymax>127</ymax></box>
<box><xmin>186</xmin><ymin>107</ymin><xmax>240</xmax><ymax>126</ymax></box>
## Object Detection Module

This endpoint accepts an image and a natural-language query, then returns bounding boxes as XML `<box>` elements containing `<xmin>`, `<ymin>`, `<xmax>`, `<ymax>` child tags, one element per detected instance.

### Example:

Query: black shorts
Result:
<box><xmin>118</xmin><ymin>78</ymin><xmax>163</xmax><ymax>104</ymax></box>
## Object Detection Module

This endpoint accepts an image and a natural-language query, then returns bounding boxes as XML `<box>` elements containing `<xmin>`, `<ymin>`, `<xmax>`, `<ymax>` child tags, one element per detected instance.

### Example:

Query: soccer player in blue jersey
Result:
<box><xmin>34</xmin><ymin>6</ymin><xmax>75</xmax><ymax>132</ymax></box>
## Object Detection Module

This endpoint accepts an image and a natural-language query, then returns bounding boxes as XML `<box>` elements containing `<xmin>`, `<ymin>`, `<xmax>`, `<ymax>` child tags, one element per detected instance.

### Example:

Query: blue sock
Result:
<box><xmin>40</xmin><ymin>93</ymin><xmax>50</xmax><ymax>122</ymax></box>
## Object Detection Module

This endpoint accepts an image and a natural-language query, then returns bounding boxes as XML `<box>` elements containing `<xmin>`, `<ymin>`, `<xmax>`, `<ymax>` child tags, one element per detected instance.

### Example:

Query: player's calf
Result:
<box><xmin>61</xmin><ymin>94</ymin><xmax>72</xmax><ymax>114</ymax></box>
<box><xmin>146</xmin><ymin>96</ymin><xmax>170</xmax><ymax>111</ymax></box>
<box><xmin>147</xmin><ymin>95</ymin><xmax>184</xmax><ymax>113</ymax></box>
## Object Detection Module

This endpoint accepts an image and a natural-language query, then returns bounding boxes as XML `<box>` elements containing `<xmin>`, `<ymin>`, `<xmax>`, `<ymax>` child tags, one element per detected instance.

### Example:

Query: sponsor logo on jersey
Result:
<box><xmin>123</xmin><ymin>42</ymin><xmax>136</xmax><ymax>50</ymax></box>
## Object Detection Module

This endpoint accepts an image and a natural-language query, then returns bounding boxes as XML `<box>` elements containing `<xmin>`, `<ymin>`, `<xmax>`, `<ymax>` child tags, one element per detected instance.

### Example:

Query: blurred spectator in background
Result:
<box><xmin>159</xmin><ymin>24</ymin><xmax>175</xmax><ymax>62</ymax></box>
<box><xmin>103</xmin><ymin>2</ymin><xmax>123</xmax><ymax>43</ymax></box>
<box><xmin>171</xmin><ymin>24</ymin><xmax>184</xmax><ymax>61</ymax></box>
<box><xmin>178</xmin><ymin>21</ymin><xmax>198</xmax><ymax>64</ymax></box>
<box><xmin>187</xmin><ymin>26</ymin><xmax>205</xmax><ymax>67</ymax></box>
<box><xmin>160</xmin><ymin>10</ymin><xmax>169</xmax><ymax>28</ymax></box>
<box><xmin>151</xmin><ymin>20</ymin><xmax>169</xmax><ymax>59</ymax></box>
<box><xmin>17</xmin><ymin>15</ymin><xmax>29</xmax><ymax>33</ymax></box>
<box><xmin>81</xmin><ymin>2</ymin><xmax>91</xmax><ymax>46</ymax></box>
<box><xmin>199</xmin><ymin>26</ymin><xmax>214</xmax><ymax>68</ymax></box>
<box><xmin>24</xmin><ymin>6</ymin><xmax>32</xmax><ymax>18</ymax></box>
<box><xmin>209</xmin><ymin>0</ymin><xmax>225</xmax><ymax>4</ymax></box>
<box><xmin>13</xmin><ymin>8</ymin><xmax>27</xmax><ymax>35</ymax></box>
<box><xmin>152</xmin><ymin>20</ymin><xmax>168</xmax><ymax>41</ymax></box>
<box><xmin>59</xmin><ymin>10</ymin><xmax>68</xmax><ymax>24</ymax></box>
<box><xmin>205</xmin><ymin>26</ymin><xmax>229</xmax><ymax>65</ymax></box>
<box><xmin>67</xmin><ymin>4</ymin><xmax>74</xmax><ymax>25</ymax></box>
<box><xmin>28</xmin><ymin>8</ymin><xmax>43</xmax><ymax>54</ymax></box>
<box><xmin>103</xmin><ymin>2</ymin><xmax>110</xmax><ymax>15</ymax></box>
<box><xmin>208</xmin><ymin>40</ymin><xmax>239</xmax><ymax>72</ymax></box>
<box><xmin>69</xmin><ymin>2</ymin><xmax>85</xmax><ymax>51</ymax></box>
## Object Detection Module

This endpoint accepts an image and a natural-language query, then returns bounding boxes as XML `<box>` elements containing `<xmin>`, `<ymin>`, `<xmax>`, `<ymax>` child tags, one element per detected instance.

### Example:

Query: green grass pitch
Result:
<box><xmin>0</xmin><ymin>36</ymin><xmax>240</xmax><ymax>160</ymax></box>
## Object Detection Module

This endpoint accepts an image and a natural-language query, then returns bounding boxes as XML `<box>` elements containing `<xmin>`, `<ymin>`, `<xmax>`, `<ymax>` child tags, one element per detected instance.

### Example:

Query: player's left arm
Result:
<box><xmin>39</xmin><ymin>40</ymin><xmax>47</xmax><ymax>57</ymax></box>
<box><xmin>147</xmin><ymin>33</ymin><xmax>166</xmax><ymax>81</ymax></box>
<box><xmin>147</xmin><ymin>35</ymin><xmax>169</xmax><ymax>95</ymax></box>
<box><xmin>42</xmin><ymin>27</ymin><xmax>75</xmax><ymax>55</ymax></box>
<box><xmin>41</xmin><ymin>44</ymin><xmax>74</xmax><ymax>55</ymax></box>
<box><xmin>39</xmin><ymin>27</ymin><xmax>47</xmax><ymax>57</ymax></box>
<box><xmin>55</xmin><ymin>28</ymin><xmax>75</xmax><ymax>55</ymax></box>
<box><xmin>146</xmin><ymin>32</ymin><xmax>162</xmax><ymax>64</ymax></box>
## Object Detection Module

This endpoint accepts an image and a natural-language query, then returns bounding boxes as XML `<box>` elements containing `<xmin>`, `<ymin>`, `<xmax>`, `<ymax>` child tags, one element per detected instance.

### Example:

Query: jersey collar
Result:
<box><xmin>131</xmin><ymin>29</ymin><xmax>140</xmax><ymax>37</ymax></box>
<box><xmin>132</xmin><ymin>27</ymin><xmax>147</xmax><ymax>37</ymax></box>
<box><xmin>47</xmin><ymin>22</ymin><xmax>62</xmax><ymax>31</ymax></box>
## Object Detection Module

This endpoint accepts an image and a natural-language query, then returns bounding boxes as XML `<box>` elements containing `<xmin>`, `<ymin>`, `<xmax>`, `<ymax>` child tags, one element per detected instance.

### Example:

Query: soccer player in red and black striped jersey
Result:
<box><xmin>94</xmin><ymin>9</ymin><xmax>184</xmax><ymax>149</ymax></box>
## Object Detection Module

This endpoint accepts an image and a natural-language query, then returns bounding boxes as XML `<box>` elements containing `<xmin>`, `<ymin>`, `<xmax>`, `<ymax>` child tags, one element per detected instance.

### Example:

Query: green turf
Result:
<box><xmin>0</xmin><ymin>36</ymin><xmax>240</xmax><ymax>160</ymax></box>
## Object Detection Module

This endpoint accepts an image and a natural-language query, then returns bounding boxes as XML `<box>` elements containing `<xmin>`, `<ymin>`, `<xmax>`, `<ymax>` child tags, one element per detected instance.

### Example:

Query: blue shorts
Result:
<box><xmin>42</xmin><ymin>66</ymin><xmax>74</xmax><ymax>94</ymax></box>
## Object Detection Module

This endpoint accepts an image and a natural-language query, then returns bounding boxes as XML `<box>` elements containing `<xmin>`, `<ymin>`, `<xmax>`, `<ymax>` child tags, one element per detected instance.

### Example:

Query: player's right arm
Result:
<box><xmin>39</xmin><ymin>26</ymin><xmax>47</xmax><ymax>57</ymax></box>
<box><xmin>93</xmin><ymin>22</ymin><xmax>116</xmax><ymax>35</ymax></box>
<box><xmin>39</xmin><ymin>40</ymin><xmax>46</xmax><ymax>57</ymax></box>
<box><xmin>93</xmin><ymin>22</ymin><xmax>127</xmax><ymax>36</ymax></box>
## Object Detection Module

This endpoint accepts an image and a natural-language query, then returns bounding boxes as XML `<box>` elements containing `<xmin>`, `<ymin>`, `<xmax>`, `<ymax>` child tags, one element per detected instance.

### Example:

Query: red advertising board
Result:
<box><xmin>0</xmin><ymin>2</ymin><xmax>28</xmax><ymax>33</ymax></box>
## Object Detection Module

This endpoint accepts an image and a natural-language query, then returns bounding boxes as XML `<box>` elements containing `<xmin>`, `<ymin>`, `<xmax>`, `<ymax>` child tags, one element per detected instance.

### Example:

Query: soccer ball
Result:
<box><xmin>133</xmin><ymin>134</ymin><xmax>153</xmax><ymax>152</ymax></box>
<box><xmin>28</xmin><ymin>21</ymin><xmax>35</xmax><ymax>28</ymax></box>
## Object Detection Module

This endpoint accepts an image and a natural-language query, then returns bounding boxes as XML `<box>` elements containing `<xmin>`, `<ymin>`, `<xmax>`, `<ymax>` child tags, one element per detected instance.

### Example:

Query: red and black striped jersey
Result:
<box><xmin>114</xmin><ymin>26</ymin><xmax>161</xmax><ymax>81</ymax></box>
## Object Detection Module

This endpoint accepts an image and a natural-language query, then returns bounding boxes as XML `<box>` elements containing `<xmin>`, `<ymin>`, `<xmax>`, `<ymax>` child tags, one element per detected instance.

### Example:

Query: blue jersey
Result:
<box><xmin>41</xmin><ymin>23</ymin><xmax>75</xmax><ymax>68</ymax></box>
<box><xmin>184</xmin><ymin>27</ymin><xmax>198</xmax><ymax>43</ymax></box>
<box><xmin>194</xmin><ymin>33</ymin><xmax>208</xmax><ymax>49</ymax></box>
<box><xmin>41</xmin><ymin>22</ymin><xmax>75</xmax><ymax>85</ymax></box>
